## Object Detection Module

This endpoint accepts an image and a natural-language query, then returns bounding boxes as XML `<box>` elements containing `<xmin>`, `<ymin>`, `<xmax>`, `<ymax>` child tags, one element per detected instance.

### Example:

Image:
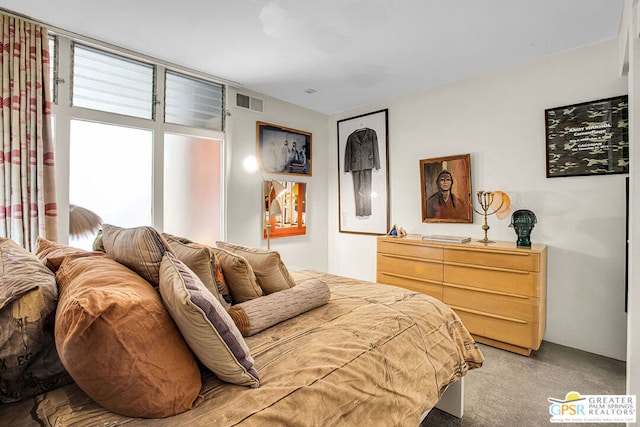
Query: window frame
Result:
<box><xmin>50</xmin><ymin>34</ymin><xmax>227</xmax><ymax>244</ymax></box>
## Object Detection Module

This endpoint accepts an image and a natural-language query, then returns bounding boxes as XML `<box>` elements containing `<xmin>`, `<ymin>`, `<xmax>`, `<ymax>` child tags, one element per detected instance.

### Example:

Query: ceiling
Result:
<box><xmin>0</xmin><ymin>0</ymin><xmax>625</xmax><ymax>115</ymax></box>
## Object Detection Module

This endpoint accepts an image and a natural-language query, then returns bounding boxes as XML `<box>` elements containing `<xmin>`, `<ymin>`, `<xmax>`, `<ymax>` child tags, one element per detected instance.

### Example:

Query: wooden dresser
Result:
<box><xmin>376</xmin><ymin>235</ymin><xmax>547</xmax><ymax>356</ymax></box>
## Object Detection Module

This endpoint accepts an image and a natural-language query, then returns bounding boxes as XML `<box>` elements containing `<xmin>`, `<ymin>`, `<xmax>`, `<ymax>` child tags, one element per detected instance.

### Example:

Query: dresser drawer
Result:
<box><xmin>376</xmin><ymin>236</ymin><xmax>547</xmax><ymax>356</ymax></box>
<box><xmin>377</xmin><ymin>254</ymin><xmax>442</xmax><ymax>282</ymax></box>
<box><xmin>377</xmin><ymin>273</ymin><xmax>442</xmax><ymax>300</ymax></box>
<box><xmin>444</xmin><ymin>264</ymin><xmax>539</xmax><ymax>297</ymax></box>
<box><xmin>377</xmin><ymin>239</ymin><xmax>443</xmax><ymax>261</ymax></box>
<box><xmin>444</xmin><ymin>247</ymin><xmax>540</xmax><ymax>271</ymax></box>
<box><xmin>443</xmin><ymin>284</ymin><xmax>538</xmax><ymax>322</ymax></box>
<box><xmin>452</xmin><ymin>308</ymin><xmax>539</xmax><ymax>349</ymax></box>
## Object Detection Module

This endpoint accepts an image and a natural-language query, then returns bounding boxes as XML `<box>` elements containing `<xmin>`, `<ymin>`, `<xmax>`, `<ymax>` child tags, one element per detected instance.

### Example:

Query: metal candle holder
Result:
<box><xmin>474</xmin><ymin>190</ymin><xmax>506</xmax><ymax>244</ymax></box>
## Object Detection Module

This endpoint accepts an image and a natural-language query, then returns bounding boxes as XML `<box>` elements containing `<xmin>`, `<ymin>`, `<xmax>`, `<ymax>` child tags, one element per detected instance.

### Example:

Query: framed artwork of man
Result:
<box><xmin>420</xmin><ymin>154</ymin><xmax>473</xmax><ymax>223</ymax></box>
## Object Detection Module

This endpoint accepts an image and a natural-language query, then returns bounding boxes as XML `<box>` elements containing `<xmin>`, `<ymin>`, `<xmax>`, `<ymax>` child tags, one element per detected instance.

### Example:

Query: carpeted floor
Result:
<box><xmin>422</xmin><ymin>341</ymin><xmax>627</xmax><ymax>427</ymax></box>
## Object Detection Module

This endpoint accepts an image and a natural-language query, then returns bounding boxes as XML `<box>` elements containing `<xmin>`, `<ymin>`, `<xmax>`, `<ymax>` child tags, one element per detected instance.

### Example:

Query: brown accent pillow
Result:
<box><xmin>55</xmin><ymin>252</ymin><xmax>203</xmax><ymax>418</ymax></box>
<box><xmin>159</xmin><ymin>252</ymin><xmax>260</xmax><ymax>387</ymax></box>
<box><xmin>33</xmin><ymin>237</ymin><xmax>90</xmax><ymax>272</ymax></box>
<box><xmin>228</xmin><ymin>278</ymin><xmax>330</xmax><ymax>336</ymax></box>
<box><xmin>215</xmin><ymin>242</ymin><xmax>296</xmax><ymax>294</ymax></box>
<box><xmin>162</xmin><ymin>233</ymin><xmax>232</xmax><ymax>310</ymax></box>
<box><xmin>0</xmin><ymin>238</ymin><xmax>72</xmax><ymax>403</ymax></box>
<box><xmin>100</xmin><ymin>224</ymin><xmax>172</xmax><ymax>286</ymax></box>
<box><xmin>211</xmin><ymin>248</ymin><xmax>263</xmax><ymax>303</ymax></box>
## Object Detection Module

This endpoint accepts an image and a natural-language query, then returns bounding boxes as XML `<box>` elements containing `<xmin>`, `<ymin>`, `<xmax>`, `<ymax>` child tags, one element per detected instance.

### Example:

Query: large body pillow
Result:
<box><xmin>215</xmin><ymin>241</ymin><xmax>296</xmax><ymax>294</ymax></box>
<box><xmin>228</xmin><ymin>278</ymin><xmax>330</xmax><ymax>336</ymax></box>
<box><xmin>33</xmin><ymin>237</ymin><xmax>91</xmax><ymax>272</ymax></box>
<box><xmin>55</xmin><ymin>253</ymin><xmax>203</xmax><ymax>418</ymax></box>
<box><xmin>0</xmin><ymin>238</ymin><xmax>71</xmax><ymax>403</ymax></box>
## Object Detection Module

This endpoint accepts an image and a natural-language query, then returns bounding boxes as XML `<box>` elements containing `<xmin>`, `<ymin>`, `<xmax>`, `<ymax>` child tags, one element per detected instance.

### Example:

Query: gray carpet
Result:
<box><xmin>422</xmin><ymin>341</ymin><xmax>627</xmax><ymax>427</ymax></box>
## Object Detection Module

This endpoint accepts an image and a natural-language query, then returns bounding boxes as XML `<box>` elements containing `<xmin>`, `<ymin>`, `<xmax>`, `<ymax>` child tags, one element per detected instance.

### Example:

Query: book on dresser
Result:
<box><xmin>421</xmin><ymin>235</ymin><xmax>471</xmax><ymax>243</ymax></box>
<box><xmin>376</xmin><ymin>235</ymin><xmax>547</xmax><ymax>356</ymax></box>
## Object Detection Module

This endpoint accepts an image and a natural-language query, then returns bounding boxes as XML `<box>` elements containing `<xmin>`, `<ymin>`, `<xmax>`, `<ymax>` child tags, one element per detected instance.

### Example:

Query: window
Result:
<box><xmin>165</xmin><ymin>71</ymin><xmax>224</xmax><ymax>130</ymax></box>
<box><xmin>50</xmin><ymin>36</ymin><xmax>225</xmax><ymax>248</ymax></box>
<box><xmin>163</xmin><ymin>134</ymin><xmax>223</xmax><ymax>245</ymax></box>
<box><xmin>48</xmin><ymin>35</ymin><xmax>57</xmax><ymax>104</ymax></box>
<box><xmin>72</xmin><ymin>44</ymin><xmax>155</xmax><ymax>119</ymax></box>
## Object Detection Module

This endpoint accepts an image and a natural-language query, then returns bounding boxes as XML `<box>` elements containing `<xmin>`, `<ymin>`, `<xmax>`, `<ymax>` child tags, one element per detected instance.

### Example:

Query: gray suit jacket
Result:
<box><xmin>344</xmin><ymin>128</ymin><xmax>381</xmax><ymax>172</ymax></box>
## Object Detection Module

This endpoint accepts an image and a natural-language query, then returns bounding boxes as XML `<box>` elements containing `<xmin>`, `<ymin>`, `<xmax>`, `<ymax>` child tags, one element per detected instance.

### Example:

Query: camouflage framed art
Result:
<box><xmin>545</xmin><ymin>95</ymin><xmax>628</xmax><ymax>178</ymax></box>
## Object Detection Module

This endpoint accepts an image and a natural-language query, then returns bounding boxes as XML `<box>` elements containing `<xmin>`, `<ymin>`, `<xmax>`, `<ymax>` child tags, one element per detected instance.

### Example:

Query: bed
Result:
<box><xmin>0</xmin><ymin>232</ymin><xmax>483</xmax><ymax>426</ymax></box>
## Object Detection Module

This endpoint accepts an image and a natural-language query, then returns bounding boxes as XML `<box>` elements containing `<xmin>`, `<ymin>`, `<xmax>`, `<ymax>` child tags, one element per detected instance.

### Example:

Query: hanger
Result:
<box><xmin>355</xmin><ymin>121</ymin><xmax>367</xmax><ymax>132</ymax></box>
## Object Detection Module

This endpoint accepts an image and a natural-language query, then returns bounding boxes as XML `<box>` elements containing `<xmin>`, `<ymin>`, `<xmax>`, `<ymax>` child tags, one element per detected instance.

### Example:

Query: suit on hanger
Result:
<box><xmin>344</xmin><ymin>128</ymin><xmax>381</xmax><ymax>217</ymax></box>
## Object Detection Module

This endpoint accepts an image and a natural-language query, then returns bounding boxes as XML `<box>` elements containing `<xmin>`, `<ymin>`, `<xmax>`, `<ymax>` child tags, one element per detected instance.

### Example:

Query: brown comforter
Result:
<box><xmin>0</xmin><ymin>270</ymin><xmax>483</xmax><ymax>426</ymax></box>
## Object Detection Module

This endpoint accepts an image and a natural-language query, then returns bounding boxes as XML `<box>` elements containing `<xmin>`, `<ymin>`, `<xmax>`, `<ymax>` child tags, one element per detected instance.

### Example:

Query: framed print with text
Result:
<box><xmin>545</xmin><ymin>95</ymin><xmax>628</xmax><ymax>178</ymax></box>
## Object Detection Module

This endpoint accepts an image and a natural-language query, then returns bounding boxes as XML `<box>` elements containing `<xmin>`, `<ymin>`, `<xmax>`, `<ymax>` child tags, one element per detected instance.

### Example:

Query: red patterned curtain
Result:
<box><xmin>0</xmin><ymin>14</ymin><xmax>57</xmax><ymax>249</ymax></box>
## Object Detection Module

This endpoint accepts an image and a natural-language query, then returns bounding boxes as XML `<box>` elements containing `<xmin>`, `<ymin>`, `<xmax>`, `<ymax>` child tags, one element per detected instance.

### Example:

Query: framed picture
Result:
<box><xmin>337</xmin><ymin>109</ymin><xmax>389</xmax><ymax>235</ymax></box>
<box><xmin>257</xmin><ymin>122</ymin><xmax>312</xmax><ymax>176</ymax></box>
<box><xmin>420</xmin><ymin>153</ymin><xmax>473</xmax><ymax>223</ymax></box>
<box><xmin>263</xmin><ymin>180</ymin><xmax>306</xmax><ymax>240</ymax></box>
<box><xmin>545</xmin><ymin>95</ymin><xmax>628</xmax><ymax>178</ymax></box>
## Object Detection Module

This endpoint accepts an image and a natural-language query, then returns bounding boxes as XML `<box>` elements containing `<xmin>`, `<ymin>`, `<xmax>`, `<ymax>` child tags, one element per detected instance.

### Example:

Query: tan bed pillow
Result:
<box><xmin>212</xmin><ymin>247</ymin><xmax>263</xmax><ymax>303</ymax></box>
<box><xmin>215</xmin><ymin>242</ymin><xmax>296</xmax><ymax>294</ymax></box>
<box><xmin>0</xmin><ymin>238</ymin><xmax>72</xmax><ymax>403</ymax></box>
<box><xmin>228</xmin><ymin>278</ymin><xmax>330</xmax><ymax>336</ymax></box>
<box><xmin>55</xmin><ymin>252</ymin><xmax>203</xmax><ymax>418</ymax></box>
<box><xmin>159</xmin><ymin>252</ymin><xmax>260</xmax><ymax>387</ymax></box>
<box><xmin>100</xmin><ymin>224</ymin><xmax>172</xmax><ymax>286</ymax></box>
<box><xmin>162</xmin><ymin>233</ymin><xmax>232</xmax><ymax>310</ymax></box>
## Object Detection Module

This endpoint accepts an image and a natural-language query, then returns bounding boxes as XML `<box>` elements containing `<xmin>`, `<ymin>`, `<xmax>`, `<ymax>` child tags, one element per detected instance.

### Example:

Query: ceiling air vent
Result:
<box><xmin>236</xmin><ymin>93</ymin><xmax>264</xmax><ymax>113</ymax></box>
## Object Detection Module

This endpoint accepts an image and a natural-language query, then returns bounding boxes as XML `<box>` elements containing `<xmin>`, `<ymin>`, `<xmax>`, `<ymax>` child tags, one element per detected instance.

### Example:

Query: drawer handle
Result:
<box><xmin>380</xmin><ymin>253</ymin><xmax>441</xmax><ymax>264</ymax></box>
<box><xmin>444</xmin><ymin>261</ymin><xmax>530</xmax><ymax>274</ymax></box>
<box><xmin>443</xmin><ymin>282</ymin><xmax>530</xmax><ymax>299</ymax></box>
<box><xmin>379</xmin><ymin>272</ymin><xmax>442</xmax><ymax>285</ymax></box>
<box><xmin>448</xmin><ymin>304</ymin><xmax>528</xmax><ymax>324</ymax></box>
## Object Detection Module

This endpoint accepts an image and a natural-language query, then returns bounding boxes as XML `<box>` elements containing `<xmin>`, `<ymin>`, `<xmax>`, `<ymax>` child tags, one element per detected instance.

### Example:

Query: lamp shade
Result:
<box><xmin>270</xmin><ymin>199</ymin><xmax>282</xmax><ymax>216</ymax></box>
<box><xmin>490</xmin><ymin>191</ymin><xmax>511</xmax><ymax>220</ymax></box>
<box><xmin>271</xmin><ymin>180</ymin><xmax>286</xmax><ymax>197</ymax></box>
<box><xmin>69</xmin><ymin>204</ymin><xmax>103</xmax><ymax>238</ymax></box>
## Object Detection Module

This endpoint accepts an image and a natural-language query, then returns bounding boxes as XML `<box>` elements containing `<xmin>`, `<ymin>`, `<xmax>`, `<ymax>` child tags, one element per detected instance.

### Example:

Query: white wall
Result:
<box><xmin>329</xmin><ymin>39</ymin><xmax>628</xmax><ymax>360</ymax></box>
<box><xmin>224</xmin><ymin>87</ymin><xmax>329</xmax><ymax>272</ymax></box>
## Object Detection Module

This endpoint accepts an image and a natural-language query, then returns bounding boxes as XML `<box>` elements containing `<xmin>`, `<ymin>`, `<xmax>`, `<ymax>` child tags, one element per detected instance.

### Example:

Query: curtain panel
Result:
<box><xmin>0</xmin><ymin>14</ymin><xmax>57</xmax><ymax>249</ymax></box>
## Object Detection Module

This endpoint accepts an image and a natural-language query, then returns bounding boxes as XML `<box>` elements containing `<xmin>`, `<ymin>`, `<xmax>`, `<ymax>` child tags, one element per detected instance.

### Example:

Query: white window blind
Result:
<box><xmin>165</xmin><ymin>71</ymin><xmax>223</xmax><ymax>130</ymax></box>
<box><xmin>72</xmin><ymin>44</ymin><xmax>154</xmax><ymax>119</ymax></box>
<box><xmin>48</xmin><ymin>36</ymin><xmax>57</xmax><ymax>104</ymax></box>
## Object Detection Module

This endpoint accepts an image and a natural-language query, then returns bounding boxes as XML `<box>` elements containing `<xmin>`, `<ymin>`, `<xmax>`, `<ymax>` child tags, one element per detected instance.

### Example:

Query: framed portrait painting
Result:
<box><xmin>420</xmin><ymin>154</ymin><xmax>473</xmax><ymax>223</ymax></box>
<box><xmin>257</xmin><ymin>122</ymin><xmax>312</xmax><ymax>176</ymax></box>
<box><xmin>337</xmin><ymin>109</ymin><xmax>389</xmax><ymax>235</ymax></box>
<box><xmin>545</xmin><ymin>95</ymin><xmax>628</xmax><ymax>178</ymax></box>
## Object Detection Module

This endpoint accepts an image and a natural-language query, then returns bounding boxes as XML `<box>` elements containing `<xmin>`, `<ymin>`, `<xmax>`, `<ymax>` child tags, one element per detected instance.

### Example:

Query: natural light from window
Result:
<box><xmin>163</xmin><ymin>134</ymin><xmax>223</xmax><ymax>246</ymax></box>
<box><xmin>69</xmin><ymin>120</ymin><xmax>152</xmax><ymax>249</ymax></box>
